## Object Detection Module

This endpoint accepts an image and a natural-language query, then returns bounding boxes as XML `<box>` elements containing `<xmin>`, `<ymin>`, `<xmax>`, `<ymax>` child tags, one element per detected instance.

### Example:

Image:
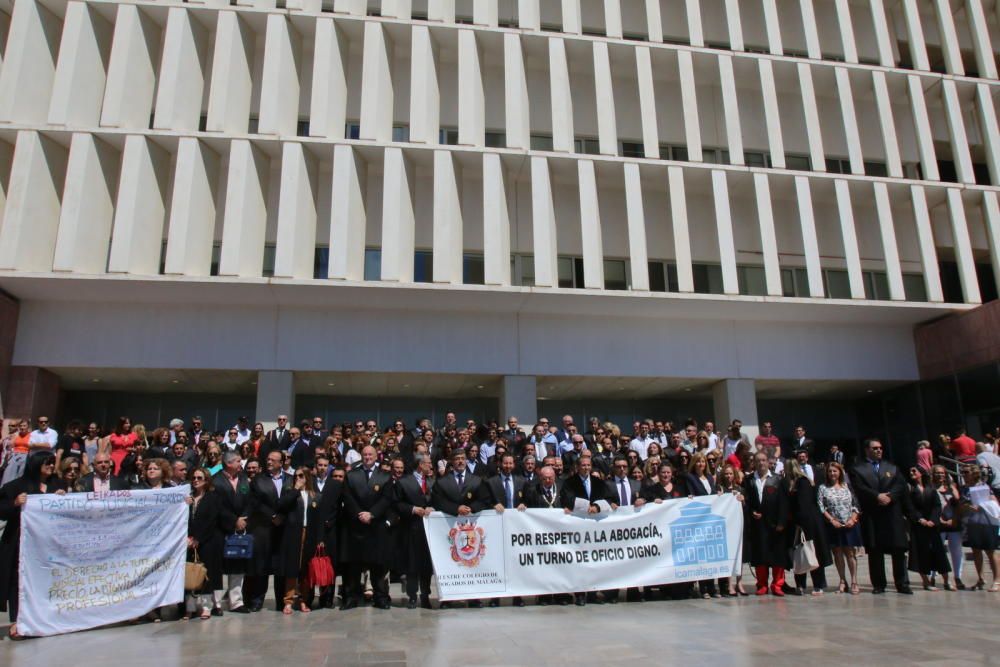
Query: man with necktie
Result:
<box><xmin>395</xmin><ymin>453</ymin><xmax>436</xmax><ymax>609</ymax></box>
<box><xmin>341</xmin><ymin>445</ymin><xmax>393</xmax><ymax>609</ymax></box>
<box><xmin>849</xmin><ymin>439</ymin><xmax>911</xmax><ymax>594</ymax></box>
<box><xmin>431</xmin><ymin>448</ymin><xmax>486</xmax><ymax>608</ymax></box>
<box><xmin>560</xmin><ymin>457</ymin><xmax>613</xmax><ymax>605</ymax></box>
<box><xmin>481</xmin><ymin>453</ymin><xmax>527</xmax><ymax>607</ymax></box>
<box><xmin>605</xmin><ymin>456</ymin><xmax>645</xmax><ymax>603</ymax></box>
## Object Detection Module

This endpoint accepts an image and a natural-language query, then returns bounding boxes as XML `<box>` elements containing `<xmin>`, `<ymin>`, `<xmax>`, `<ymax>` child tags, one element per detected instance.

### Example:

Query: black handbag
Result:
<box><xmin>223</xmin><ymin>531</ymin><xmax>254</xmax><ymax>559</ymax></box>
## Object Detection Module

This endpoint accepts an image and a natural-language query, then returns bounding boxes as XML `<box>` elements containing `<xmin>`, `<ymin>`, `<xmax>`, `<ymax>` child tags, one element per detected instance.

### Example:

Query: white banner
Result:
<box><xmin>424</xmin><ymin>495</ymin><xmax>743</xmax><ymax>600</ymax></box>
<box><xmin>18</xmin><ymin>486</ymin><xmax>190</xmax><ymax>637</ymax></box>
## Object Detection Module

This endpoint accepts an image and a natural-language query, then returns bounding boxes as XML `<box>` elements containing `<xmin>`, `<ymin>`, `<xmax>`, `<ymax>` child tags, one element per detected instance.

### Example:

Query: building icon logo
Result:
<box><xmin>670</xmin><ymin>502</ymin><xmax>728</xmax><ymax>566</ymax></box>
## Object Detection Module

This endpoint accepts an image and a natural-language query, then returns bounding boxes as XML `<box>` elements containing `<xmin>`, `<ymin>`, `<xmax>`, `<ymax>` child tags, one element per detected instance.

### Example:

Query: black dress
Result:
<box><xmin>907</xmin><ymin>484</ymin><xmax>951</xmax><ymax>575</ymax></box>
<box><xmin>188</xmin><ymin>491</ymin><xmax>223</xmax><ymax>591</ymax></box>
<box><xmin>789</xmin><ymin>477</ymin><xmax>832</xmax><ymax>569</ymax></box>
<box><xmin>275</xmin><ymin>491</ymin><xmax>323</xmax><ymax>579</ymax></box>
<box><xmin>0</xmin><ymin>477</ymin><xmax>66</xmax><ymax>621</ymax></box>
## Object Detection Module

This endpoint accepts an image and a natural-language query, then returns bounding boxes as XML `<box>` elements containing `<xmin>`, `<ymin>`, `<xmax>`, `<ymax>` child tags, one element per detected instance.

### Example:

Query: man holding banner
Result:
<box><xmin>560</xmin><ymin>456</ymin><xmax>615</xmax><ymax>606</ymax></box>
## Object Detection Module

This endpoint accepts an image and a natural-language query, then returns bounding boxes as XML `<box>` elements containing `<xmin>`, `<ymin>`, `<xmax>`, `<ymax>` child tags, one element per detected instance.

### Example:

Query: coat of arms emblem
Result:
<box><xmin>448</xmin><ymin>520</ymin><xmax>486</xmax><ymax>567</ymax></box>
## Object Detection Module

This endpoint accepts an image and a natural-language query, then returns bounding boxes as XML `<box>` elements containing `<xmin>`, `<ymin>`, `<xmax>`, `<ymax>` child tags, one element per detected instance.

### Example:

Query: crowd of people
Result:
<box><xmin>1</xmin><ymin>411</ymin><xmax>999</xmax><ymax>639</ymax></box>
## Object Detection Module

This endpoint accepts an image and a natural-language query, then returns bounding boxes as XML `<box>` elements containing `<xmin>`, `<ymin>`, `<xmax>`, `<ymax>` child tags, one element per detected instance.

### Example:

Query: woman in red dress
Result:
<box><xmin>107</xmin><ymin>416</ymin><xmax>137</xmax><ymax>473</ymax></box>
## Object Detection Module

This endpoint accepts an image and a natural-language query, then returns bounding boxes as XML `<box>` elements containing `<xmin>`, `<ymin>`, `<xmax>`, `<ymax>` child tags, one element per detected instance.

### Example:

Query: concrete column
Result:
<box><xmin>758</xmin><ymin>59</ymin><xmax>784</xmax><ymax>168</ymax></box>
<box><xmin>4</xmin><ymin>367</ymin><xmax>61</xmax><ymax>424</ymax></box>
<box><xmin>381</xmin><ymin>147</ymin><xmax>416</xmax><ymax>283</ymax></box>
<box><xmin>0</xmin><ymin>132</ymin><xmax>68</xmax><ymax>272</ymax></box>
<box><xmin>578</xmin><ymin>160</ymin><xmax>604</xmax><ymax>289</ymax></box>
<box><xmin>678</xmin><ymin>51</ymin><xmax>702</xmax><ymax>162</ymax></box>
<box><xmin>593</xmin><ymin>42</ymin><xmax>617</xmax><ymax>156</ymax></box>
<box><xmin>668</xmin><ymin>166</ymin><xmax>694</xmax><ymax>293</ymax></box>
<box><xmin>869</xmin><ymin>0</ymin><xmax>895</xmax><ymax>67</ymax></box>
<box><xmin>255</xmin><ymin>371</ymin><xmax>295</xmax><ymax>431</ymax></box>
<box><xmin>164</xmin><ymin>139</ymin><xmax>220</xmax><ymax>277</ymax></box>
<box><xmin>483</xmin><ymin>153</ymin><xmax>511</xmax><ymax>286</ymax></box>
<box><xmin>0</xmin><ymin>0</ymin><xmax>61</xmax><ymax>124</ymax></box>
<box><xmin>976</xmin><ymin>85</ymin><xmax>1000</xmax><ymax>188</ymax></box>
<box><xmin>718</xmin><ymin>55</ymin><xmax>743</xmax><ymax>165</ymax></box>
<box><xmin>712</xmin><ymin>170</ymin><xmax>738</xmax><ymax>295</ymax></box>
<box><xmin>207</xmin><ymin>11</ymin><xmax>255</xmax><ymax>134</ymax></box>
<box><xmin>53</xmin><ymin>134</ymin><xmax>119</xmax><ymax>274</ymax></box>
<box><xmin>273</xmin><ymin>142</ymin><xmax>318</xmax><ymax>280</ymax></box>
<box><xmin>154</xmin><ymin>7</ymin><xmax>208</xmax><ymax>132</ymax></box>
<box><xmin>473</xmin><ymin>0</ymin><xmax>498</xmax><ymax>27</ymax></box>
<box><xmin>932</xmin><ymin>0</ymin><xmax>964</xmax><ymax>75</ymax></box>
<box><xmin>833</xmin><ymin>0</ymin><xmax>857</xmax><ymax>63</ymax></box>
<box><xmin>107</xmin><ymin>136</ymin><xmax>170</xmax><ymax>275</ymax></box>
<box><xmin>360</xmin><ymin>22</ymin><xmax>394</xmax><ymax>143</ymax></box>
<box><xmin>907</xmin><ymin>76</ymin><xmax>939</xmax><ymax>181</ymax></box>
<box><xmin>635</xmin><ymin>47</ymin><xmax>659</xmax><ymax>159</ymax></box>
<box><xmin>685</xmin><ymin>0</ymin><xmax>703</xmax><ymax>47</ymax></box>
<box><xmin>561</xmin><ymin>0</ymin><xmax>581</xmax><ymax>34</ymax></box>
<box><xmin>458</xmin><ymin>29</ymin><xmax>485</xmax><ymax>147</ymax></box>
<box><xmin>100</xmin><ymin>4</ymin><xmax>160</xmax><ymax>129</ymax></box>
<box><xmin>712</xmin><ymin>379</ymin><xmax>758</xmax><ymax>443</ymax></box>
<box><xmin>518</xmin><ymin>0</ymin><xmax>540</xmax><ymax>30</ymax></box>
<box><xmin>500</xmin><ymin>376</ymin><xmax>537</xmax><ymax>430</ymax></box>
<box><xmin>333</xmin><ymin>0</ymin><xmax>366</xmax><ymax>15</ymax></box>
<box><xmin>531</xmin><ymin>156</ymin><xmax>558</xmax><ymax>288</ymax></box>
<box><xmin>798</xmin><ymin>0</ymin><xmax>821</xmax><ymax>59</ymax></box>
<box><xmin>381</xmin><ymin>0</ymin><xmax>412</xmax><ymax>19</ymax></box>
<box><xmin>835</xmin><ymin>68</ymin><xmax>864</xmax><ymax>175</ymax></box>
<box><xmin>901</xmin><ymin>0</ymin><xmax>930</xmax><ymax>71</ymax></box>
<box><xmin>603</xmin><ymin>0</ymin><xmax>622</xmax><ymax>38</ymax></box>
<box><xmin>910</xmin><ymin>185</ymin><xmax>944</xmax><ymax>303</ymax></box>
<box><xmin>329</xmin><ymin>144</ymin><xmax>367</xmax><ymax>281</ymax></box>
<box><xmin>219</xmin><ymin>140</ymin><xmax>269</xmax><ymax>278</ymax></box>
<box><xmin>833</xmin><ymin>180</ymin><xmax>866</xmax><ymax>299</ymax></box>
<box><xmin>941</xmin><ymin>80</ymin><xmax>976</xmax><ymax>184</ymax></box>
<box><xmin>967</xmin><ymin>0</ymin><xmax>998</xmax><ymax>80</ymax></box>
<box><xmin>761</xmin><ymin>0</ymin><xmax>783</xmax><ymax>54</ymax></box>
<box><xmin>48</xmin><ymin>2</ymin><xmax>112</xmax><ymax>128</ymax></box>
<box><xmin>432</xmin><ymin>150</ymin><xmax>463</xmax><ymax>284</ymax></box>
<box><xmin>504</xmin><ymin>33</ymin><xmax>530</xmax><ymax>150</ymax></box>
<box><xmin>797</xmin><ymin>63</ymin><xmax>825</xmax><ymax>173</ymax></box>
<box><xmin>428</xmin><ymin>0</ymin><xmax>456</xmax><ymax>23</ymax></box>
<box><xmin>872</xmin><ymin>71</ymin><xmax>903</xmax><ymax>178</ymax></box>
<box><xmin>946</xmin><ymin>189</ymin><xmax>982</xmax><ymax>304</ymax></box>
<box><xmin>794</xmin><ymin>176</ymin><xmax>824</xmax><ymax>298</ymax></box>
<box><xmin>645</xmin><ymin>0</ymin><xmax>663</xmax><ymax>42</ymax></box>
<box><xmin>624</xmin><ymin>163</ymin><xmax>649</xmax><ymax>291</ymax></box>
<box><xmin>872</xmin><ymin>182</ymin><xmax>905</xmax><ymax>301</ymax></box>
<box><xmin>0</xmin><ymin>292</ymin><xmax>18</xmax><ymax>419</ymax></box>
<box><xmin>752</xmin><ymin>173</ymin><xmax>783</xmax><ymax>297</ymax></box>
<box><xmin>549</xmin><ymin>37</ymin><xmax>574</xmax><ymax>153</ymax></box>
<box><xmin>311</xmin><ymin>18</ymin><xmax>350</xmax><ymax>139</ymax></box>
<box><xmin>258</xmin><ymin>14</ymin><xmax>301</xmax><ymax>136</ymax></box>
<box><xmin>409</xmin><ymin>25</ymin><xmax>440</xmax><ymax>145</ymax></box>
<box><xmin>724</xmin><ymin>0</ymin><xmax>742</xmax><ymax>50</ymax></box>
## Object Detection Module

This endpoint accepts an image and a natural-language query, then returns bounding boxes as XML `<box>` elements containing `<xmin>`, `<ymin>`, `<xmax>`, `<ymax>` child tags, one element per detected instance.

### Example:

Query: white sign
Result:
<box><xmin>18</xmin><ymin>486</ymin><xmax>190</xmax><ymax>637</ymax></box>
<box><xmin>424</xmin><ymin>495</ymin><xmax>743</xmax><ymax>600</ymax></box>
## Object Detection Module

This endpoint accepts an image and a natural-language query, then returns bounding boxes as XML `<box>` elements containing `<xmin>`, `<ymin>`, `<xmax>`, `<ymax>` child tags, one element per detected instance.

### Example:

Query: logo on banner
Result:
<box><xmin>669</xmin><ymin>502</ymin><xmax>728</xmax><ymax>565</ymax></box>
<box><xmin>448</xmin><ymin>519</ymin><xmax>487</xmax><ymax>567</ymax></box>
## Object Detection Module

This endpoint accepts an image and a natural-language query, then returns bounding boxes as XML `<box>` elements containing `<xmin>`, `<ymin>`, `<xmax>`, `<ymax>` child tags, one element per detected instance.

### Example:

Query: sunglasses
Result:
<box><xmin>193</xmin><ymin>476</ymin><xmax>206</xmax><ymax>481</ymax></box>
<box><xmin>295</xmin><ymin>473</ymin><xmax>305</xmax><ymax>478</ymax></box>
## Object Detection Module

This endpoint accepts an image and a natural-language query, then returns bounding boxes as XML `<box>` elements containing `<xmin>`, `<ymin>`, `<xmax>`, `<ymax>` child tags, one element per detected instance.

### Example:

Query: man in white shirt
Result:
<box><xmin>233</xmin><ymin>417</ymin><xmax>251</xmax><ymax>445</ymax></box>
<box><xmin>29</xmin><ymin>416</ymin><xmax>58</xmax><ymax>450</ymax></box>
<box><xmin>704</xmin><ymin>421</ymin><xmax>719</xmax><ymax>451</ymax></box>
<box><xmin>795</xmin><ymin>449</ymin><xmax>814</xmax><ymax>483</ymax></box>
<box><xmin>629</xmin><ymin>423</ymin><xmax>658</xmax><ymax>461</ymax></box>
<box><xmin>529</xmin><ymin>424</ymin><xmax>551</xmax><ymax>460</ymax></box>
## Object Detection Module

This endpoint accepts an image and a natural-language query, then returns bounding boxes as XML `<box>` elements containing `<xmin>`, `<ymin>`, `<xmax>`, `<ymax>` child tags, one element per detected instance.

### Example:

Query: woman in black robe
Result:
<box><xmin>786</xmin><ymin>460</ymin><xmax>831</xmax><ymax>595</ymax></box>
<box><xmin>276</xmin><ymin>467</ymin><xmax>323</xmax><ymax>614</ymax></box>
<box><xmin>186</xmin><ymin>467</ymin><xmax>223</xmax><ymax>620</ymax></box>
<box><xmin>0</xmin><ymin>451</ymin><xmax>66</xmax><ymax>639</ymax></box>
<box><xmin>907</xmin><ymin>466</ymin><xmax>951</xmax><ymax>590</ymax></box>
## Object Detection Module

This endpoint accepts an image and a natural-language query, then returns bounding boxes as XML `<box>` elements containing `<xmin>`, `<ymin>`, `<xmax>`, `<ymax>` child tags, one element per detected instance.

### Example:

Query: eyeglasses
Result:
<box><xmin>295</xmin><ymin>473</ymin><xmax>305</xmax><ymax>478</ymax></box>
<box><xmin>192</xmin><ymin>476</ymin><xmax>205</xmax><ymax>481</ymax></box>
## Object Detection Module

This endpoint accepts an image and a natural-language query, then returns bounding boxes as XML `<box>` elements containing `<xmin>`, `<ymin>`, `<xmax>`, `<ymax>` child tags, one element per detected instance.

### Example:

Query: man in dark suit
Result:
<box><xmin>828</xmin><ymin>444</ymin><xmax>845</xmax><ymax>465</ymax></box>
<box><xmin>78</xmin><ymin>452</ymin><xmax>130</xmax><ymax>491</ymax></box>
<box><xmin>605</xmin><ymin>455</ymin><xmax>645</xmax><ymax>603</ymax></box>
<box><xmin>395</xmin><ymin>452</ymin><xmax>435</xmax><ymax>609</ymax></box>
<box><xmin>560</xmin><ymin>456</ymin><xmax>612</xmax><ymax>606</ymax></box>
<box><xmin>311</xmin><ymin>417</ymin><xmax>328</xmax><ymax>442</ymax></box>
<box><xmin>246</xmin><ymin>450</ymin><xmax>292</xmax><ymax>611</ymax></box>
<box><xmin>286</xmin><ymin>427</ymin><xmax>315</xmax><ymax>469</ymax></box>
<box><xmin>431</xmin><ymin>448</ymin><xmax>487</xmax><ymax>608</ymax></box>
<box><xmin>501</xmin><ymin>416</ymin><xmax>526</xmax><ymax>454</ymax></box>
<box><xmin>260</xmin><ymin>415</ymin><xmax>291</xmax><ymax>461</ymax></box>
<box><xmin>480</xmin><ymin>453</ymin><xmax>527</xmax><ymax>607</ymax></box>
<box><xmin>340</xmin><ymin>445</ymin><xmax>392</xmax><ymax>609</ymax></box>
<box><xmin>524</xmin><ymin>464</ymin><xmax>566</xmax><ymax>606</ymax></box>
<box><xmin>849</xmin><ymin>439</ymin><xmax>911</xmax><ymax>594</ymax></box>
<box><xmin>212</xmin><ymin>451</ymin><xmax>253</xmax><ymax>614</ymax></box>
<box><xmin>790</xmin><ymin>425</ymin><xmax>815</xmax><ymax>459</ymax></box>
<box><xmin>310</xmin><ymin>453</ymin><xmax>341</xmax><ymax>608</ymax></box>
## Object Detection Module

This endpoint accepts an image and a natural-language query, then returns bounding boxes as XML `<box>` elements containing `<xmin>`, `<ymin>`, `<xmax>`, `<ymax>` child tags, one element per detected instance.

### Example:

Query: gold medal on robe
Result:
<box><xmin>467</xmin><ymin>492</ymin><xmax>473</xmax><ymax>500</ymax></box>
<box><xmin>311</xmin><ymin>501</ymin><xmax>318</xmax><ymax>509</ymax></box>
<box><xmin>374</xmin><ymin>484</ymin><xmax>380</xmax><ymax>492</ymax></box>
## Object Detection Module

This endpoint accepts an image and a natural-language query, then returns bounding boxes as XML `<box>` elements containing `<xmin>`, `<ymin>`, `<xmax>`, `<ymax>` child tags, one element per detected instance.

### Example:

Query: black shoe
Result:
<box><xmin>787</xmin><ymin>588</ymin><xmax>803</xmax><ymax>596</ymax></box>
<box><xmin>340</xmin><ymin>599</ymin><xmax>359</xmax><ymax>611</ymax></box>
<box><xmin>558</xmin><ymin>597</ymin><xmax>571</xmax><ymax>606</ymax></box>
<box><xmin>407</xmin><ymin>598</ymin><xmax>417</xmax><ymax>609</ymax></box>
<box><xmin>897</xmin><ymin>586</ymin><xmax>914</xmax><ymax>595</ymax></box>
<box><xmin>248</xmin><ymin>603</ymin><xmax>263</xmax><ymax>613</ymax></box>
<box><xmin>488</xmin><ymin>599</ymin><xmax>500</xmax><ymax>607</ymax></box>
<box><xmin>375</xmin><ymin>600</ymin><xmax>391</xmax><ymax>610</ymax></box>
<box><xmin>420</xmin><ymin>596</ymin><xmax>432</xmax><ymax>609</ymax></box>
<box><xmin>440</xmin><ymin>601</ymin><xmax>452</xmax><ymax>609</ymax></box>
<box><xmin>513</xmin><ymin>597</ymin><xmax>525</xmax><ymax>607</ymax></box>
<box><xmin>467</xmin><ymin>600</ymin><xmax>482</xmax><ymax>608</ymax></box>
<box><xmin>872</xmin><ymin>588</ymin><xmax>885</xmax><ymax>595</ymax></box>
<box><xmin>211</xmin><ymin>608</ymin><xmax>223</xmax><ymax>617</ymax></box>
<box><xmin>230</xmin><ymin>606</ymin><xmax>250</xmax><ymax>614</ymax></box>
<box><xmin>575</xmin><ymin>596</ymin><xmax>586</xmax><ymax>607</ymax></box>
<box><xmin>607</xmin><ymin>597</ymin><xmax>618</xmax><ymax>604</ymax></box>
<box><xmin>538</xmin><ymin>597</ymin><xmax>550</xmax><ymax>606</ymax></box>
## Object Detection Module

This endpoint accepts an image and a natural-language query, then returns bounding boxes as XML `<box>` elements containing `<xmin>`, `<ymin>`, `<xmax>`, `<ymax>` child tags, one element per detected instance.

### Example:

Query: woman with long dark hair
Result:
<box><xmin>277</xmin><ymin>467</ymin><xmax>322</xmax><ymax>614</ymax></box>
<box><xmin>108</xmin><ymin>416</ymin><xmax>136</xmax><ymax>472</ymax></box>
<box><xmin>185</xmin><ymin>467</ymin><xmax>221</xmax><ymax>620</ymax></box>
<box><xmin>0</xmin><ymin>451</ymin><xmax>66</xmax><ymax>638</ymax></box>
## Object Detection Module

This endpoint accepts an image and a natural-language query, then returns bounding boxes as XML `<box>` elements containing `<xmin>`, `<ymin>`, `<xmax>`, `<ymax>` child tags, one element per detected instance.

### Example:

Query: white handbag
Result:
<box><xmin>792</xmin><ymin>528</ymin><xmax>819</xmax><ymax>575</ymax></box>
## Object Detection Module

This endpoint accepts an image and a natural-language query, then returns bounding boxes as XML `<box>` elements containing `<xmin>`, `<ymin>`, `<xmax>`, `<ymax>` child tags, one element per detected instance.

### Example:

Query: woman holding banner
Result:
<box><xmin>0</xmin><ymin>451</ymin><xmax>66</xmax><ymax>639</ymax></box>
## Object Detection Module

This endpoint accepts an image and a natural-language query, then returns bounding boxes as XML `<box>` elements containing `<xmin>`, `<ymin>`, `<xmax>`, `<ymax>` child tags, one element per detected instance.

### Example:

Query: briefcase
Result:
<box><xmin>224</xmin><ymin>531</ymin><xmax>254</xmax><ymax>559</ymax></box>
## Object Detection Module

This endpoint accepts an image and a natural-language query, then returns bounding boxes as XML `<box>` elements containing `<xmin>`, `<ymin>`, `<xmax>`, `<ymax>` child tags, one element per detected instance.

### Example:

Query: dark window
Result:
<box><xmin>313</xmin><ymin>247</ymin><xmax>329</xmax><ymax>279</ymax></box>
<box><xmin>414</xmin><ymin>251</ymin><xmax>433</xmax><ymax>283</ymax></box>
<box><xmin>530</xmin><ymin>134</ymin><xmax>553</xmax><ymax>151</ymax></box>
<box><xmin>648</xmin><ymin>262</ymin><xmax>666</xmax><ymax>292</ymax></box>
<box><xmin>297</xmin><ymin>120</ymin><xmax>310</xmax><ymax>137</ymax></box>
<box><xmin>485</xmin><ymin>132</ymin><xmax>506</xmax><ymax>148</ymax></box>
<box><xmin>938</xmin><ymin>160</ymin><xmax>959</xmax><ymax>184</ymax></box>
<box><xmin>620</xmin><ymin>141</ymin><xmax>645</xmax><ymax>158</ymax></box>
<box><xmin>463</xmin><ymin>255</ymin><xmax>485</xmax><ymax>285</ymax></box>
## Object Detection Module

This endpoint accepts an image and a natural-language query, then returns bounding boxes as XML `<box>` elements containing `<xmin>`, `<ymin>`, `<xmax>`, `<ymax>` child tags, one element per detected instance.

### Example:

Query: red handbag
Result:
<box><xmin>307</xmin><ymin>544</ymin><xmax>335</xmax><ymax>587</ymax></box>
